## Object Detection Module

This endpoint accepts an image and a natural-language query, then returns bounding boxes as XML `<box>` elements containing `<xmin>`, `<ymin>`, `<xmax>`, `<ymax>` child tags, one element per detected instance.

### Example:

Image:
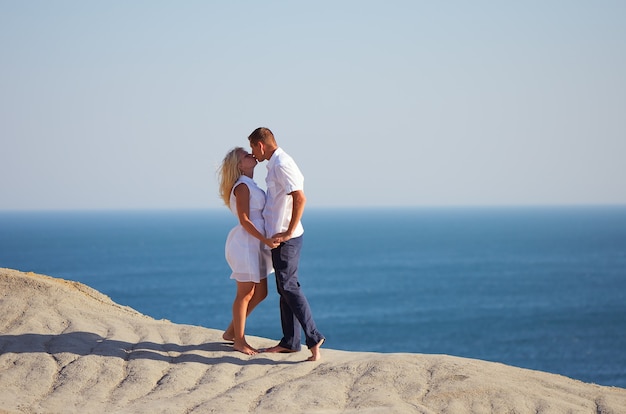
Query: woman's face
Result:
<box><xmin>238</xmin><ymin>149</ymin><xmax>257</xmax><ymax>171</ymax></box>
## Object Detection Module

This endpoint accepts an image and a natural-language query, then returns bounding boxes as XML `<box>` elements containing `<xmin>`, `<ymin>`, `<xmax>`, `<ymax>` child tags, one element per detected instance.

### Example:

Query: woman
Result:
<box><xmin>218</xmin><ymin>147</ymin><xmax>276</xmax><ymax>355</ymax></box>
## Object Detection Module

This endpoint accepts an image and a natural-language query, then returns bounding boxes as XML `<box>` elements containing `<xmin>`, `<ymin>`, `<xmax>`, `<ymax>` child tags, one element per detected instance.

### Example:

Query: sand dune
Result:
<box><xmin>1</xmin><ymin>268</ymin><xmax>624</xmax><ymax>413</ymax></box>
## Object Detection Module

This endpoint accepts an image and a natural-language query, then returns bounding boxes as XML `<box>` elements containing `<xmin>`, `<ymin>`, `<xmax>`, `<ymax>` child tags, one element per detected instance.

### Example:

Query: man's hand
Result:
<box><xmin>271</xmin><ymin>231</ymin><xmax>292</xmax><ymax>244</ymax></box>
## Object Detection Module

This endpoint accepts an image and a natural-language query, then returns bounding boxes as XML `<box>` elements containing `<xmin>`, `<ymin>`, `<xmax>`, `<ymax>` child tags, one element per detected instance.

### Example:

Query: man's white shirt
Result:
<box><xmin>263</xmin><ymin>147</ymin><xmax>305</xmax><ymax>238</ymax></box>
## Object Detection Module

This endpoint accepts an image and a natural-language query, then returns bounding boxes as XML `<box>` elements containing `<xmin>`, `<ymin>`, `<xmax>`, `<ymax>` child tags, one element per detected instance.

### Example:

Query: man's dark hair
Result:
<box><xmin>248</xmin><ymin>127</ymin><xmax>276</xmax><ymax>145</ymax></box>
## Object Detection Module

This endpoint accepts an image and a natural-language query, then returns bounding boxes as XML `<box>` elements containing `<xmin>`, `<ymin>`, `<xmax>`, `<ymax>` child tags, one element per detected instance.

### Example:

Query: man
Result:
<box><xmin>248</xmin><ymin>127</ymin><xmax>325</xmax><ymax>362</ymax></box>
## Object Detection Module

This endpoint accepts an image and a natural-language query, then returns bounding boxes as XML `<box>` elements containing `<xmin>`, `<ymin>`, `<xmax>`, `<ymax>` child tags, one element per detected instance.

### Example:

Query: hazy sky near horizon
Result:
<box><xmin>1</xmin><ymin>1</ymin><xmax>625</xmax><ymax>210</ymax></box>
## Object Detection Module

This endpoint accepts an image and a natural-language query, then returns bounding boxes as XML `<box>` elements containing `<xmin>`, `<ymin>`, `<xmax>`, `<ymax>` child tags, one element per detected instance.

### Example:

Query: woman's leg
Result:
<box><xmin>223</xmin><ymin>278</ymin><xmax>268</xmax><ymax>342</ymax></box>
<box><xmin>249</xmin><ymin>278</ymin><xmax>268</xmax><ymax>310</ymax></box>
<box><xmin>232</xmin><ymin>281</ymin><xmax>258</xmax><ymax>355</ymax></box>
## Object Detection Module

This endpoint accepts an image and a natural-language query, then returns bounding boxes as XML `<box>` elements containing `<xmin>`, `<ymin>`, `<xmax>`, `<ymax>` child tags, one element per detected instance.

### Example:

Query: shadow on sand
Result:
<box><xmin>0</xmin><ymin>331</ymin><xmax>298</xmax><ymax>366</ymax></box>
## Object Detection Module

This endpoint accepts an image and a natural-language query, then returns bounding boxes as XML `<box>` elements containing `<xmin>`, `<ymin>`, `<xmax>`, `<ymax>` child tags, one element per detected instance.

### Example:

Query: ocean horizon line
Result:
<box><xmin>1</xmin><ymin>203</ymin><xmax>625</xmax><ymax>214</ymax></box>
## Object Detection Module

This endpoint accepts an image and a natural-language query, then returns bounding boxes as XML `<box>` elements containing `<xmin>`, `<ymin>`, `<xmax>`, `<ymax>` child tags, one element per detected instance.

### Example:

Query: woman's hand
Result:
<box><xmin>264</xmin><ymin>238</ymin><xmax>280</xmax><ymax>249</ymax></box>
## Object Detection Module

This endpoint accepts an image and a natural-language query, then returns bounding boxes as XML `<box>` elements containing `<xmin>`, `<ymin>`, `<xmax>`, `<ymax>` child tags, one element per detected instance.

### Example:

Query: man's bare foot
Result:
<box><xmin>306</xmin><ymin>338</ymin><xmax>325</xmax><ymax>362</ymax></box>
<box><xmin>233</xmin><ymin>340</ymin><xmax>258</xmax><ymax>355</ymax></box>
<box><xmin>260</xmin><ymin>344</ymin><xmax>298</xmax><ymax>353</ymax></box>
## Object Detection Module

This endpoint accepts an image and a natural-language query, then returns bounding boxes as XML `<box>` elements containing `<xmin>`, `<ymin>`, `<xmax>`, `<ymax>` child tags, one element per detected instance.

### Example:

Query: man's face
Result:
<box><xmin>250</xmin><ymin>141</ymin><xmax>265</xmax><ymax>161</ymax></box>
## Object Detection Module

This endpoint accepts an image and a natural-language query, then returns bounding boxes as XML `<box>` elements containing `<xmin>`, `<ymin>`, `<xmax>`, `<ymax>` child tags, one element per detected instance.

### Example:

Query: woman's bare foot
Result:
<box><xmin>233</xmin><ymin>339</ymin><xmax>258</xmax><ymax>355</ymax></box>
<box><xmin>222</xmin><ymin>323</ymin><xmax>235</xmax><ymax>342</ymax></box>
<box><xmin>306</xmin><ymin>338</ymin><xmax>325</xmax><ymax>362</ymax></box>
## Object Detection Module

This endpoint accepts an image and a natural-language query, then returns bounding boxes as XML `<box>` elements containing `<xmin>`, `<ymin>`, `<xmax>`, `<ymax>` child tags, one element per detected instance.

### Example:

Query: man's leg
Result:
<box><xmin>275</xmin><ymin>237</ymin><xmax>324</xmax><ymax>349</ymax></box>
<box><xmin>272</xmin><ymin>239</ymin><xmax>303</xmax><ymax>351</ymax></box>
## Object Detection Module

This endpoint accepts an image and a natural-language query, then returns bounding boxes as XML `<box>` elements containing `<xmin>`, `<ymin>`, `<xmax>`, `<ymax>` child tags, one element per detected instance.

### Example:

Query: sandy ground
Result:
<box><xmin>1</xmin><ymin>268</ymin><xmax>625</xmax><ymax>413</ymax></box>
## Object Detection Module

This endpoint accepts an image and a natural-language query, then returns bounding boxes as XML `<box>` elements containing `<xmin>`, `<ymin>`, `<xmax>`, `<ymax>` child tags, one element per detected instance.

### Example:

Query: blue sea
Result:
<box><xmin>1</xmin><ymin>207</ymin><xmax>625</xmax><ymax>388</ymax></box>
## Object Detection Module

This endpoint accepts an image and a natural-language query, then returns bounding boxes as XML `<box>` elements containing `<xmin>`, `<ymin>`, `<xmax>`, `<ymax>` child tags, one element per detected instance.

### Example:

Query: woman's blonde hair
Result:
<box><xmin>218</xmin><ymin>147</ymin><xmax>243</xmax><ymax>207</ymax></box>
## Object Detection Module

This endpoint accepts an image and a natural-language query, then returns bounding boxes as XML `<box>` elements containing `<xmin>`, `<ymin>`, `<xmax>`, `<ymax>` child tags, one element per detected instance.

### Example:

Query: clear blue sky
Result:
<box><xmin>1</xmin><ymin>1</ymin><xmax>625</xmax><ymax>210</ymax></box>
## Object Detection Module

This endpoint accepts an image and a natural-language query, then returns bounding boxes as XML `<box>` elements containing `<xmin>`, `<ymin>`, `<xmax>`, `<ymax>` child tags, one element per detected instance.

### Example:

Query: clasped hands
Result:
<box><xmin>264</xmin><ymin>231</ymin><xmax>292</xmax><ymax>249</ymax></box>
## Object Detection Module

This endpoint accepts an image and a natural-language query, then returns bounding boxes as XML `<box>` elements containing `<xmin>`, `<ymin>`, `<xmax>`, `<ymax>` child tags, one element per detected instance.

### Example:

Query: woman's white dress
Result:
<box><xmin>225</xmin><ymin>176</ymin><xmax>273</xmax><ymax>282</ymax></box>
